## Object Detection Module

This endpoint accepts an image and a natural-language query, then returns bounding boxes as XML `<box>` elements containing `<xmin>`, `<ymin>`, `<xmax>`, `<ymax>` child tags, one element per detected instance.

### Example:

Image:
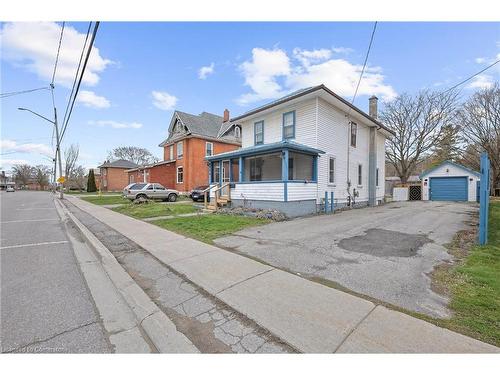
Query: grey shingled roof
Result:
<box><xmin>159</xmin><ymin>111</ymin><xmax>240</xmax><ymax>146</ymax></box>
<box><xmin>98</xmin><ymin>159</ymin><xmax>139</xmax><ymax>169</ymax></box>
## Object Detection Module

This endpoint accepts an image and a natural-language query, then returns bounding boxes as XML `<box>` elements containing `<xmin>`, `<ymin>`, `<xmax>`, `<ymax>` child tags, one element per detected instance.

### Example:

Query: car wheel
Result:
<box><xmin>136</xmin><ymin>194</ymin><xmax>147</xmax><ymax>200</ymax></box>
<box><xmin>168</xmin><ymin>193</ymin><xmax>177</xmax><ymax>202</ymax></box>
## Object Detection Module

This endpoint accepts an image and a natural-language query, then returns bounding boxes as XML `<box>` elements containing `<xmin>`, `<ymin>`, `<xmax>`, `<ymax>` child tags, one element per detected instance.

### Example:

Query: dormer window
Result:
<box><xmin>235</xmin><ymin>126</ymin><xmax>241</xmax><ymax>138</ymax></box>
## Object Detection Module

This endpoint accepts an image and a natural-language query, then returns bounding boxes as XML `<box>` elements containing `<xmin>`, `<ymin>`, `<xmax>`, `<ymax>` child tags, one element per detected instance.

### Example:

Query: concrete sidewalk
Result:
<box><xmin>65</xmin><ymin>195</ymin><xmax>499</xmax><ymax>353</ymax></box>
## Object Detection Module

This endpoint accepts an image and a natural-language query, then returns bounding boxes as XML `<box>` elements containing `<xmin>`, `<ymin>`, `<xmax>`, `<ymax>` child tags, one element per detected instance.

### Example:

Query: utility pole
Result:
<box><xmin>53</xmin><ymin>102</ymin><xmax>64</xmax><ymax>199</ymax></box>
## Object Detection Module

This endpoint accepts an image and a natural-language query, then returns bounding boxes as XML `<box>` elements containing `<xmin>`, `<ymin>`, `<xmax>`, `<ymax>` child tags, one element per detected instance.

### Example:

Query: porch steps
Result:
<box><xmin>204</xmin><ymin>196</ymin><xmax>230</xmax><ymax>212</ymax></box>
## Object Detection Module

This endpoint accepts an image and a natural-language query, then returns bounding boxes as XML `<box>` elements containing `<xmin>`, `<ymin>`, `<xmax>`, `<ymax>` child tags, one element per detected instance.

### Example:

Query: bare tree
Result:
<box><xmin>458</xmin><ymin>83</ymin><xmax>500</xmax><ymax>190</ymax></box>
<box><xmin>382</xmin><ymin>90</ymin><xmax>459</xmax><ymax>183</ymax></box>
<box><xmin>34</xmin><ymin>165</ymin><xmax>51</xmax><ymax>190</ymax></box>
<box><xmin>107</xmin><ymin>146</ymin><xmax>159</xmax><ymax>166</ymax></box>
<box><xmin>69</xmin><ymin>165</ymin><xmax>87</xmax><ymax>191</ymax></box>
<box><xmin>11</xmin><ymin>164</ymin><xmax>34</xmax><ymax>187</ymax></box>
<box><xmin>64</xmin><ymin>144</ymin><xmax>79</xmax><ymax>187</ymax></box>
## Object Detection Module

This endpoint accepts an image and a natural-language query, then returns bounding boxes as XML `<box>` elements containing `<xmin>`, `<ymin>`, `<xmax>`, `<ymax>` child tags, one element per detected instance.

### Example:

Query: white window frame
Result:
<box><xmin>177</xmin><ymin>141</ymin><xmax>183</xmax><ymax>159</ymax></box>
<box><xmin>176</xmin><ymin>166</ymin><xmax>184</xmax><ymax>184</ymax></box>
<box><xmin>328</xmin><ymin>156</ymin><xmax>336</xmax><ymax>185</ymax></box>
<box><xmin>235</xmin><ymin>126</ymin><xmax>241</xmax><ymax>138</ymax></box>
<box><xmin>358</xmin><ymin>164</ymin><xmax>363</xmax><ymax>187</ymax></box>
<box><xmin>169</xmin><ymin>145</ymin><xmax>174</xmax><ymax>160</ymax></box>
<box><xmin>206</xmin><ymin>142</ymin><xmax>213</xmax><ymax>157</ymax></box>
<box><xmin>350</xmin><ymin>122</ymin><xmax>357</xmax><ymax>148</ymax></box>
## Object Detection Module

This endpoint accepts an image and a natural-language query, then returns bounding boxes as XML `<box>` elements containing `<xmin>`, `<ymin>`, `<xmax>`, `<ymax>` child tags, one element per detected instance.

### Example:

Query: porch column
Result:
<box><xmin>282</xmin><ymin>149</ymin><xmax>289</xmax><ymax>202</ymax></box>
<box><xmin>228</xmin><ymin>160</ymin><xmax>233</xmax><ymax>182</ymax></box>
<box><xmin>219</xmin><ymin>160</ymin><xmax>223</xmax><ymax>185</ymax></box>
<box><xmin>239</xmin><ymin>157</ymin><xmax>244</xmax><ymax>182</ymax></box>
<box><xmin>282</xmin><ymin>149</ymin><xmax>289</xmax><ymax>181</ymax></box>
<box><xmin>312</xmin><ymin>156</ymin><xmax>318</xmax><ymax>182</ymax></box>
<box><xmin>208</xmin><ymin>162</ymin><xmax>212</xmax><ymax>184</ymax></box>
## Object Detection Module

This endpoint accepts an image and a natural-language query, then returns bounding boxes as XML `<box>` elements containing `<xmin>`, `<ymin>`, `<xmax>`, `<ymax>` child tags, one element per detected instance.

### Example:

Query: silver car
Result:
<box><xmin>123</xmin><ymin>183</ymin><xmax>178</xmax><ymax>202</ymax></box>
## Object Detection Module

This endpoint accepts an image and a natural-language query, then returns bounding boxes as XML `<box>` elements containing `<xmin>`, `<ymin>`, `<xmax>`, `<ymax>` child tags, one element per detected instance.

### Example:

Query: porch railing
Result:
<box><xmin>203</xmin><ymin>182</ymin><xmax>231</xmax><ymax>210</ymax></box>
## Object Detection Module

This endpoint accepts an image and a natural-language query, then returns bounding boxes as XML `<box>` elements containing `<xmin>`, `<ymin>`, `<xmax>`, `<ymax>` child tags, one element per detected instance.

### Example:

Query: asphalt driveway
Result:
<box><xmin>214</xmin><ymin>201</ymin><xmax>478</xmax><ymax>318</ymax></box>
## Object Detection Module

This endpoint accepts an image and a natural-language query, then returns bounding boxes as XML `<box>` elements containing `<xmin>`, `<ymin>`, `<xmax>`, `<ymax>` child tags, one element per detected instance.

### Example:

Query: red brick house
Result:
<box><xmin>127</xmin><ymin>109</ymin><xmax>241</xmax><ymax>193</ymax></box>
<box><xmin>99</xmin><ymin>159</ymin><xmax>139</xmax><ymax>191</ymax></box>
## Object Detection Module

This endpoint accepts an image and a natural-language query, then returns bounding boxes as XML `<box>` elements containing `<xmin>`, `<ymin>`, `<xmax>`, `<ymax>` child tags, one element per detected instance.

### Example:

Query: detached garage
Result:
<box><xmin>420</xmin><ymin>161</ymin><xmax>480</xmax><ymax>202</ymax></box>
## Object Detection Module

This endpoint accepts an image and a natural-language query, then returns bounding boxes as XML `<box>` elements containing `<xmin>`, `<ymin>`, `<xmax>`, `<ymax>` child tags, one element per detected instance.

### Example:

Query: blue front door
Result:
<box><xmin>430</xmin><ymin>177</ymin><xmax>468</xmax><ymax>201</ymax></box>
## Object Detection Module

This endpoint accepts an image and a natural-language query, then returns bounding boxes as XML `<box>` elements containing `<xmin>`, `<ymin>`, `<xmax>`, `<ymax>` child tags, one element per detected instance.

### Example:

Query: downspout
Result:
<box><xmin>346</xmin><ymin>115</ymin><xmax>353</xmax><ymax>206</ymax></box>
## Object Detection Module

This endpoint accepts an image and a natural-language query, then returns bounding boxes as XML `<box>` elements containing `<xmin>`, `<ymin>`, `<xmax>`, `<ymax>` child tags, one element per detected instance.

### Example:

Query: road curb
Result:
<box><xmin>54</xmin><ymin>198</ymin><xmax>198</xmax><ymax>353</ymax></box>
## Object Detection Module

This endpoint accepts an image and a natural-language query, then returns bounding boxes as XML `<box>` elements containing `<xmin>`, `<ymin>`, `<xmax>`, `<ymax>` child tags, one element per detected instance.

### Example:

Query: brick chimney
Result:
<box><xmin>369</xmin><ymin>96</ymin><xmax>378</xmax><ymax>119</ymax></box>
<box><xmin>223</xmin><ymin>108</ymin><xmax>230</xmax><ymax>122</ymax></box>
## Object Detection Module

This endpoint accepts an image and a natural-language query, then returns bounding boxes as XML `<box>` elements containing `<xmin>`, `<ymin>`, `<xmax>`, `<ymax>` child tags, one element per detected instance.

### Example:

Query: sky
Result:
<box><xmin>1</xmin><ymin>22</ymin><xmax>499</xmax><ymax>172</ymax></box>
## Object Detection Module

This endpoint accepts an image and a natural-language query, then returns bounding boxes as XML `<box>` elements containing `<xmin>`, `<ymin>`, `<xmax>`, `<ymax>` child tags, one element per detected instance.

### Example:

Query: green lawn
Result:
<box><xmin>152</xmin><ymin>214</ymin><xmax>270</xmax><ymax>243</ymax></box>
<box><xmin>66</xmin><ymin>191</ymin><xmax>120</xmax><ymax>195</ymax></box>
<box><xmin>112</xmin><ymin>202</ymin><xmax>197</xmax><ymax>219</ymax></box>
<box><xmin>434</xmin><ymin>200</ymin><xmax>500</xmax><ymax>346</ymax></box>
<box><xmin>80</xmin><ymin>195</ymin><xmax>130</xmax><ymax>205</ymax></box>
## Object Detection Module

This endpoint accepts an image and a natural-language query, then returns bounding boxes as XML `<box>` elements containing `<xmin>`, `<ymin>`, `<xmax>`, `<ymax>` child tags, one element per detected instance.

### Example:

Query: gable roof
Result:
<box><xmin>98</xmin><ymin>159</ymin><xmax>139</xmax><ymax>169</ymax></box>
<box><xmin>230</xmin><ymin>84</ymin><xmax>395</xmax><ymax>136</ymax></box>
<box><xmin>159</xmin><ymin>111</ymin><xmax>241</xmax><ymax>146</ymax></box>
<box><xmin>419</xmin><ymin>160</ymin><xmax>481</xmax><ymax>179</ymax></box>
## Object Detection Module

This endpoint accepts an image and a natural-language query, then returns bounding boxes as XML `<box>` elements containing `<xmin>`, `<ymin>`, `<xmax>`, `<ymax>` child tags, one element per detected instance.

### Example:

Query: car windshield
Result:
<box><xmin>130</xmin><ymin>183</ymin><xmax>147</xmax><ymax>190</ymax></box>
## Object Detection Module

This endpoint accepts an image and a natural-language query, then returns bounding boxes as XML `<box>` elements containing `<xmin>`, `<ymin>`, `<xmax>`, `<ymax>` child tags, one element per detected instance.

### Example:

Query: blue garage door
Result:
<box><xmin>430</xmin><ymin>177</ymin><xmax>468</xmax><ymax>201</ymax></box>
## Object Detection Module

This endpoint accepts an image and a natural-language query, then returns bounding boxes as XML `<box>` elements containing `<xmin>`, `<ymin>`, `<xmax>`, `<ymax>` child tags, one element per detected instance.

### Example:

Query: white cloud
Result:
<box><xmin>1</xmin><ymin>22</ymin><xmax>112</xmax><ymax>87</ymax></box>
<box><xmin>77</xmin><ymin>90</ymin><xmax>110</xmax><ymax>108</ymax></box>
<box><xmin>332</xmin><ymin>47</ymin><xmax>354</xmax><ymax>55</ymax></box>
<box><xmin>475</xmin><ymin>57</ymin><xmax>486</xmax><ymax>64</ymax></box>
<box><xmin>0</xmin><ymin>159</ymin><xmax>30</xmax><ymax>169</ymax></box>
<box><xmin>151</xmin><ymin>91</ymin><xmax>178</xmax><ymax>111</ymax></box>
<box><xmin>467</xmin><ymin>74</ymin><xmax>494</xmax><ymax>89</ymax></box>
<box><xmin>237</xmin><ymin>47</ymin><xmax>396</xmax><ymax>105</ymax></box>
<box><xmin>198</xmin><ymin>63</ymin><xmax>215</xmax><ymax>79</ymax></box>
<box><xmin>237</xmin><ymin>48</ymin><xmax>291</xmax><ymax>105</ymax></box>
<box><xmin>0</xmin><ymin>139</ymin><xmax>53</xmax><ymax>157</ymax></box>
<box><xmin>89</xmin><ymin>120</ymin><xmax>143</xmax><ymax>129</ymax></box>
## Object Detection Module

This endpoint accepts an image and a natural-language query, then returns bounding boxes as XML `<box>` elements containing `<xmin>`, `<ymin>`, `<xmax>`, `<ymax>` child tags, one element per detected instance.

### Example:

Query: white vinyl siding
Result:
<box><xmin>287</xmin><ymin>183</ymin><xmax>317</xmax><ymax>201</ymax></box>
<box><xmin>233</xmin><ymin>183</ymin><xmax>284</xmax><ymax>201</ymax></box>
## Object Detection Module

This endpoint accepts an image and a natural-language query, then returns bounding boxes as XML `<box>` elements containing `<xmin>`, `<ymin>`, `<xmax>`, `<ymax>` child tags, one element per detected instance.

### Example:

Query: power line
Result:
<box><xmin>0</xmin><ymin>87</ymin><xmax>50</xmax><ymax>98</ymax></box>
<box><xmin>60</xmin><ymin>21</ymin><xmax>100</xmax><ymax>142</ymax></box>
<box><xmin>441</xmin><ymin>59</ymin><xmax>500</xmax><ymax>95</ymax></box>
<box><xmin>350</xmin><ymin>21</ymin><xmax>378</xmax><ymax>109</ymax></box>
<box><xmin>61</xmin><ymin>22</ymin><xmax>92</xmax><ymax>131</ymax></box>
<box><xmin>51</xmin><ymin>22</ymin><xmax>66</xmax><ymax>86</ymax></box>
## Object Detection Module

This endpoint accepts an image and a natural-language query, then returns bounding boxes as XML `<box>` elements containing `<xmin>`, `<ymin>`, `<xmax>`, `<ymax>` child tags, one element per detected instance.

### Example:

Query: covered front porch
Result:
<box><xmin>205</xmin><ymin>141</ymin><xmax>324</xmax><ymax>216</ymax></box>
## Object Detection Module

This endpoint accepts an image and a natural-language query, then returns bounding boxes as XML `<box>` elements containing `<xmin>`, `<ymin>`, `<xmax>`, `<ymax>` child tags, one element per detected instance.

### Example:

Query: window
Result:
<box><xmin>169</xmin><ymin>145</ymin><xmax>174</xmax><ymax>160</ymax></box>
<box><xmin>206</xmin><ymin>142</ymin><xmax>213</xmax><ymax>157</ymax></box>
<box><xmin>154</xmin><ymin>183</ymin><xmax>165</xmax><ymax>190</ymax></box>
<box><xmin>214</xmin><ymin>163</ymin><xmax>220</xmax><ymax>183</ymax></box>
<box><xmin>350</xmin><ymin>122</ymin><xmax>357</xmax><ymax>147</ymax></box>
<box><xmin>177</xmin><ymin>167</ymin><xmax>184</xmax><ymax>183</ymax></box>
<box><xmin>283</xmin><ymin>111</ymin><xmax>295</xmax><ymax>140</ymax></box>
<box><xmin>376</xmin><ymin>168</ymin><xmax>379</xmax><ymax>187</ymax></box>
<box><xmin>129</xmin><ymin>175</ymin><xmax>134</xmax><ymax>184</ymax></box>
<box><xmin>254</xmin><ymin>121</ymin><xmax>264</xmax><ymax>145</ymax></box>
<box><xmin>177</xmin><ymin>141</ymin><xmax>183</xmax><ymax>159</ymax></box>
<box><xmin>288</xmin><ymin>157</ymin><xmax>294</xmax><ymax>180</ymax></box>
<box><xmin>146</xmin><ymin>184</ymin><xmax>154</xmax><ymax>190</ymax></box>
<box><xmin>329</xmin><ymin>157</ymin><xmax>335</xmax><ymax>184</ymax></box>
<box><xmin>249</xmin><ymin>158</ymin><xmax>263</xmax><ymax>181</ymax></box>
<box><xmin>235</xmin><ymin>126</ymin><xmax>241</xmax><ymax>138</ymax></box>
<box><xmin>358</xmin><ymin>164</ymin><xmax>363</xmax><ymax>186</ymax></box>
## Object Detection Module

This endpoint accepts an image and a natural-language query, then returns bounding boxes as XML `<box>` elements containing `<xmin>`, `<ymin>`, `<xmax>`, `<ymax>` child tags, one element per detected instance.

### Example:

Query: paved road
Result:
<box><xmin>215</xmin><ymin>201</ymin><xmax>478</xmax><ymax>318</ymax></box>
<box><xmin>0</xmin><ymin>191</ymin><xmax>111</xmax><ymax>353</ymax></box>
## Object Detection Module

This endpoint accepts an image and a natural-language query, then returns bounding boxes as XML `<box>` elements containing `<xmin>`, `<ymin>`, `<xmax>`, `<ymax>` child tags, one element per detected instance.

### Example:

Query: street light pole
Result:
<box><xmin>18</xmin><ymin>106</ymin><xmax>64</xmax><ymax>199</ymax></box>
<box><xmin>53</xmin><ymin>106</ymin><xmax>63</xmax><ymax>199</ymax></box>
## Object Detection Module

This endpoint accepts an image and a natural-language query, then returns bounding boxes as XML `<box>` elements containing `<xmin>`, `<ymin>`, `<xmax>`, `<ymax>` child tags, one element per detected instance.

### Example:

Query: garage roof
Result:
<box><xmin>419</xmin><ymin>160</ymin><xmax>481</xmax><ymax>179</ymax></box>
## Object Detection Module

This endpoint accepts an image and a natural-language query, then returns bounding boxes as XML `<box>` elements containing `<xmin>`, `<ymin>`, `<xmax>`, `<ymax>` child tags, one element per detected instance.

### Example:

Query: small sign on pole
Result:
<box><xmin>57</xmin><ymin>176</ymin><xmax>66</xmax><ymax>184</ymax></box>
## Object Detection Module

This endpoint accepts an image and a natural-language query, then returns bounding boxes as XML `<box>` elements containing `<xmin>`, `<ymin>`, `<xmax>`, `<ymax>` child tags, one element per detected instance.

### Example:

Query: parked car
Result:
<box><xmin>123</xmin><ymin>183</ymin><xmax>178</xmax><ymax>202</ymax></box>
<box><xmin>6</xmin><ymin>186</ymin><xmax>15</xmax><ymax>192</ymax></box>
<box><xmin>189</xmin><ymin>185</ymin><xmax>210</xmax><ymax>202</ymax></box>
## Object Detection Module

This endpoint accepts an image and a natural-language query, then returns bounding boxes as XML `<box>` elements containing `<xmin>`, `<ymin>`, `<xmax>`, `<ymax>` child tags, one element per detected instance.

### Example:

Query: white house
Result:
<box><xmin>206</xmin><ymin>84</ymin><xmax>395</xmax><ymax>217</ymax></box>
<box><xmin>420</xmin><ymin>161</ymin><xmax>481</xmax><ymax>202</ymax></box>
